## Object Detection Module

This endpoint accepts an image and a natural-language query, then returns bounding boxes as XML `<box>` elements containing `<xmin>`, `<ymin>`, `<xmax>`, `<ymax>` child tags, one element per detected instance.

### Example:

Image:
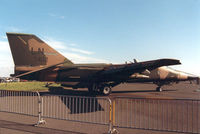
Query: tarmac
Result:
<box><xmin>0</xmin><ymin>112</ymin><xmax>191</xmax><ymax>134</ymax></box>
<box><xmin>0</xmin><ymin>82</ymin><xmax>199</xmax><ymax>134</ymax></box>
<box><xmin>110</xmin><ymin>82</ymin><xmax>200</xmax><ymax>99</ymax></box>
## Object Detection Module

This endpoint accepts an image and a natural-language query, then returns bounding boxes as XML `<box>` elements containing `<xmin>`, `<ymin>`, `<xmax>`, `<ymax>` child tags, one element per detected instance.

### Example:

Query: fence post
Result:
<box><xmin>35</xmin><ymin>91</ymin><xmax>46</xmax><ymax>126</ymax></box>
<box><xmin>108</xmin><ymin>98</ymin><xmax>118</xmax><ymax>134</ymax></box>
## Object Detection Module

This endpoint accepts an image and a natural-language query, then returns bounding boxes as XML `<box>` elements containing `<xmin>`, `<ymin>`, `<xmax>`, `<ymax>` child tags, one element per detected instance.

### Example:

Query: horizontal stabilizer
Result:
<box><xmin>16</xmin><ymin>60</ymin><xmax>74</xmax><ymax>80</ymax></box>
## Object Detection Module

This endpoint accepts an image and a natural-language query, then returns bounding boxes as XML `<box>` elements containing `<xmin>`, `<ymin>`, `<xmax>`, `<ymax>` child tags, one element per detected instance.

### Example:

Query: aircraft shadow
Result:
<box><xmin>44</xmin><ymin>86</ymin><xmax>105</xmax><ymax>114</ymax></box>
<box><xmin>60</xmin><ymin>97</ymin><xmax>104</xmax><ymax>114</ymax></box>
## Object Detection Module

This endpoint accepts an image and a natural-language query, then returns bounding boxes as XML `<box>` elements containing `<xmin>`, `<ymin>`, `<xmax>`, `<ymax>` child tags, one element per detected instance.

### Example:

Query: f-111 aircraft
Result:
<box><xmin>6</xmin><ymin>33</ymin><xmax>199</xmax><ymax>95</ymax></box>
<box><xmin>128</xmin><ymin>60</ymin><xmax>199</xmax><ymax>91</ymax></box>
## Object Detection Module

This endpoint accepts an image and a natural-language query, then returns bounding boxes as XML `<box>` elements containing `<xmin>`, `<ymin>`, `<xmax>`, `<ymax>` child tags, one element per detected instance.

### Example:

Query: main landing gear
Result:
<box><xmin>101</xmin><ymin>86</ymin><xmax>112</xmax><ymax>95</ymax></box>
<box><xmin>88</xmin><ymin>84</ymin><xmax>112</xmax><ymax>95</ymax></box>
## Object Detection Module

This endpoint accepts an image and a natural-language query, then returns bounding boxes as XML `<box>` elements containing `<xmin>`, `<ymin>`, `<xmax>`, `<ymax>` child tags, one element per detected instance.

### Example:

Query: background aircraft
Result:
<box><xmin>6</xmin><ymin>32</ymin><xmax>199</xmax><ymax>95</ymax></box>
<box><xmin>128</xmin><ymin>60</ymin><xmax>199</xmax><ymax>91</ymax></box>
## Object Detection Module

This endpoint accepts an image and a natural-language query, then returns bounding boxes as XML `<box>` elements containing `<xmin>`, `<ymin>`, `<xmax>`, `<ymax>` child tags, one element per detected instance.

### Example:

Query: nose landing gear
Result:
<box><xmin>156</xmin><ymin>86</ymin><xmax>162</xmax><ymax>92</ymax></box>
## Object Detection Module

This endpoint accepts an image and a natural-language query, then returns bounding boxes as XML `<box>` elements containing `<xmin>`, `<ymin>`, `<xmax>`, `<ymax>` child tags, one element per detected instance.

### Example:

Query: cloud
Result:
<box><xmin>68</xmin><ymin>48</ymin><xmax>93</xmax><ymax>55</ymax></box>
<box><xmin>7</xmin><ymin>26</ymin><xmax>23</xmax><ymax>32</ymax></box>
<box><xmin>68</xmin><ymin>43</ymin><xmax>77</xmax><ymax>47</ymax></box>
<box><xmin>60</xmin><ymin>16</ymin><xmax>65</xmax><ymax>19</ymax></box>
<box><xmin>45</xmin><ymin>39</ymin><xmax>67</xmax><ymax>50</ymax></box>
<box><xmin>61</xmin><ymin>52</ymin><xmax>109</xmax><ymax>63</ymax></box>
<box><xmin>0</xmin><ymin>41</ymin><xmax>10</xmax><ymax>53</ymax></box>
<box><xmin>0</xmin><ymin>40</ymin><xmax>14</xmax><ymax>76</ymax></box>
<box><xmin>0</xmin><ymin>66</ymin><xmax>14</xmax><ymax>77</ymax></box>
<box><xmin>41</xmin><ymin>37</ymin><xmax>108</xmax><ymax>63</ymax></box>
<box><xmin>48</xmin><ymin>13</ymin><xmax>65</xmax><ymax>19</ymax></box>
<box><xmin>0</xmin><ymin>41</ymin><xmax>8</xmax><ymax>46</ymax></box>
<box><xmin>173</xmin><ymin>65</ymin><xmax>200</xmax><ymax>77</ymax></box>
<box><xmin>44</xmin><ymin>37</ymin><xmax>93</xmax><ymax>55</ymax></box>
<box><xmin>1</xmin><ymin>36</ymin><xmax>7</xmax><ymax>39</ymax></box>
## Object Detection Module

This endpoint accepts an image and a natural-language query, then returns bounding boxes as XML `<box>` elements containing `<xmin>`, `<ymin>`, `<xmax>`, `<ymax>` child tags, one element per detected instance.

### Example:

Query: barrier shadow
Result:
<box><xmin>111</xmin><ymin>89</ymin><xmax>177</xmax><ymax>94</ymax></box>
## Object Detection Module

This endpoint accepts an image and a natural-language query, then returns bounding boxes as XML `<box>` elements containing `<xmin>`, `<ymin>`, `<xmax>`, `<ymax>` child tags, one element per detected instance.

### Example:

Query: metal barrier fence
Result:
<box><xmin>0</xmin><ymin>90</ymin><xmax>111</xmax><ymax>126</ymax></box>
<box><xmin>0</xmin><ymin>90</ymin><xmax>199</xmax><ymax>134</ymax></box>
<box><xmin>0</xmin><ymin>90</ymin><xmax>114</xmax><ymax>132</ymax></box>
<box><xmin>41</xmin><ymin>95</ymin><xmax>111</xmax><ymax>125</ymax></box>
<box><xmin>113</xmin><ymin>97</ymin><xmax>200</xmax><ymax>134</ymax></box>
<box><xmin>0</xmin><ymin>90</ymin><xmax>38</xmax><ymax>116</ymax></box>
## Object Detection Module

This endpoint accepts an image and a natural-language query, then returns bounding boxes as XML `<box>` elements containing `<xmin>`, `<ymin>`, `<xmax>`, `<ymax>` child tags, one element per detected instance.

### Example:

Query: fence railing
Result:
<box><xmin>0</xmin><ymin>90</ymin><xmax>38</xmax><ymax>116</ymax></box>
<box><xmin>0</xmin><ymin>90</ymin><xmax>199</xmax><ymax>134</ymax></box>
<box><xmin>41</xmin><ymin>95</ymin><xmax>111</xmax><ymax>125</ymax></box>
<box><xmin>113</xmin><ymin>97</ymin><xmax>200</xmax><ymax>134</ymax></box>
<box><xmin>0</xmin><ymin>90</ymin><xmax>114</xmax><ymax>133</ymax></box>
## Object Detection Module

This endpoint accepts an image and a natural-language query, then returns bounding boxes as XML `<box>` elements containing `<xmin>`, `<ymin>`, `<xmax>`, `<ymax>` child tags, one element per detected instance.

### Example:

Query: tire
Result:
<box><xmin>102</xmin><ymin>86</ymin><xmax>112</xmax><ymax>95</ymax></box>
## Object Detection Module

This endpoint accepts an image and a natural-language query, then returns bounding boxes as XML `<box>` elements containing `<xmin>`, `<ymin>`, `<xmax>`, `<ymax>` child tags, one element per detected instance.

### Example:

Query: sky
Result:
<box><xmin>0</xmin><ymin>0</ymin><xmax>199</xmax><ymax>77</ymax></box>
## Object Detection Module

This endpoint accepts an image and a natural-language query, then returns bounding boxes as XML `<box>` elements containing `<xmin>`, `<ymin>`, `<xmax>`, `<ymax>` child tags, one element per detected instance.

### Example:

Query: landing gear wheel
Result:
<box><xmin>102</xmin><ymin>86</ymin><xmax>112</xmax><ymax>95</ymax></box>
<box><xmin>156</xmin><ymin>87</ymin><xmax>162</xmax><ymax>92</ymax></box>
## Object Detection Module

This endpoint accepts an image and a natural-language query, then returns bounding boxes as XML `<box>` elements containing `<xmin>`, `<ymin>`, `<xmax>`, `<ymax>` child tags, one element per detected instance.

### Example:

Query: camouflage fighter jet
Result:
<box><xmin>128</xmin><ymin>59</ymin><xmax>199</xmax><ymax>91</ymax></box>
<box><xmin>6</xmin><ymin>32</ymin><xmax>197</xmax><ymax>95</ymax></box>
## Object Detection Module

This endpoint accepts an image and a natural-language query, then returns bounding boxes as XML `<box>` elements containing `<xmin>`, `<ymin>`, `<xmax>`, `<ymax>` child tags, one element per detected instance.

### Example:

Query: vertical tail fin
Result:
<box><xmin>7</xmin><ymin>32</ymin><xmax>73</xmax><ymax>75</ymax></box>
<box><xmin>7</xmin><ymin>32</ymin><xmax>73</xmax><ymax>66</ymax></box>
